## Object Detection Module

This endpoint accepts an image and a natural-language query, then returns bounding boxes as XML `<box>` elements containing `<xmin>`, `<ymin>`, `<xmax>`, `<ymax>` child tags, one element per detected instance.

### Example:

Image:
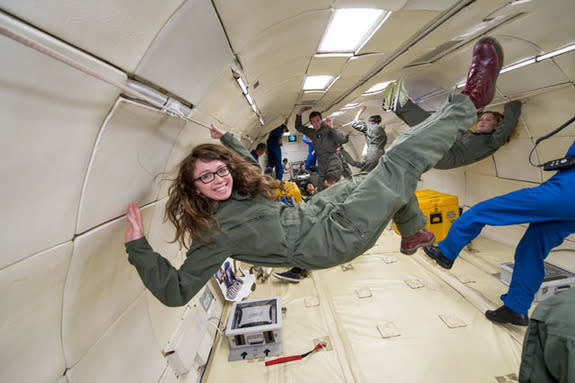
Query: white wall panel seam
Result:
<box><xmin>0</xmin><ymin>240</ymin><xmax>73</xmax><ymax>272</ymax></box>
<box><xmin>74</xmin><ymin>101</ymin><xmax>120</xmax><ymax>235</ymax></box>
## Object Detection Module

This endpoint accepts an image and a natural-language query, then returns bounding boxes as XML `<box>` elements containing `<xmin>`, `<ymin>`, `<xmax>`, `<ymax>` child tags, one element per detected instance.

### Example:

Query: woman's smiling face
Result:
<box><xmin>193</xmin><ymin>159</ymin><xmax>233</xmax><ymax>201</ymax></box>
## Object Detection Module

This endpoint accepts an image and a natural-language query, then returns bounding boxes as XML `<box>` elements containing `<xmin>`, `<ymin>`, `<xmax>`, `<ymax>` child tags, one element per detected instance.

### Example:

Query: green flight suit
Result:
<box><xmin>395</xmin><ymin>99</ymin><xmax>522</xmax><ymax>168</ymax></box>
<box><xmin>519</xmin><ymin>287</ymin><xmax>575</xmax><ymax>383</ymax></box>
<box><xmin>294</xmin><ymin>117</ymin><xmax>348</xmax><ymax>181</ymax></box>
<box><xmin>351</xmin><ymin>120</ymin><xmax>387</xmax><ymax>172</ymax></box>
<box><xmin>338</xmin><ymin>147</ymin><xmax>361</xmax><ymax>178</ymax></box>
<box><xmin>126</xmin><ymin>94</ymin><xmax>476</xmax><ymax>307</ymax></box>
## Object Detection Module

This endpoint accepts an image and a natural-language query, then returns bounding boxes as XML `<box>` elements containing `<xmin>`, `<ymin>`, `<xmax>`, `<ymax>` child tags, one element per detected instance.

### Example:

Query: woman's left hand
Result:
<box><xmin>210</xmin><ymin>124</ymin><xmax>225</xmax><ymax>139</ymax></box>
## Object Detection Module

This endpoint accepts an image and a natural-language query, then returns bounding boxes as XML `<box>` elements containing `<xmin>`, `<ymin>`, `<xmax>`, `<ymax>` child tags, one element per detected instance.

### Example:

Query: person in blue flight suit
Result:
<box><xmin>302</xmin><ymin>134</ymin><xmax>316</xmax><ymax>170</ymax></box>
<box><xmin>424</xmin><ymin>139</ymin><xmax>575</xmax><ymax>326</ymax></box>
<box><xmin>250</xmin><ymin>142</ymin><xmax>266</xmax><ymax>161</ymax></box>
<box><xmin>266</xmin><ymin>124</ymin><xmax>288</xmax><ymax>180</ymax></box>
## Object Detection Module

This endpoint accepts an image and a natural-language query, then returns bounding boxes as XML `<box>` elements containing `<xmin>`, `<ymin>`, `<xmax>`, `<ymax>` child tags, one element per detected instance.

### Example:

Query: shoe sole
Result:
<box><xmin>476</xmin><ymin>37</ymin><xmax>504</xmax><ymax>107</ymax></box>
<box><xmin>485</xmin><ymin>312</ymin><xmax>528</xmax><ymax>326</ymax></box>
<box><xmin>400</xmin><ymin>237</ymin><xmax>436</xmax><ymax>255</ymax></box>
<box><xmin>382</xmin><ymin>82</ymin><xmax>396</xmax><ymax>111</ymax></box>
<box><xmin>422</xmin><ymin>246</ymin><xmax>453</xmax><ymax>269</ymax></box>
<box><xmin>272</xmin><ymin>273</ymin><xmax>300</xmax><ymax>283</ymax></box>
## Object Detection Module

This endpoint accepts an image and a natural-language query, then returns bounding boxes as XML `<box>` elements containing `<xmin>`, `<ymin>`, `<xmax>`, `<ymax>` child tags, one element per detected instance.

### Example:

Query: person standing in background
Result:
<box><xmin>266</xmin><ymin>124</ymin><xmax>288</xmax><ymax>180</ymax></box>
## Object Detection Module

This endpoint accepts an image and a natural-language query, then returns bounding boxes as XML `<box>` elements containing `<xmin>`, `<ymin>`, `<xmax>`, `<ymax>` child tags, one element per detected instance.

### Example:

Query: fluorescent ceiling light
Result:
<box><xmin>510</xmin><ymin>0</ymin><xmax>533</xmax><ymax>5</ymax></box>
<box><xmin>500</xmin><ymin>58</ymin><xmax>536</xmax><ymax>74</ymax></box>
<box><xmin>237</xmin><ymin>77</ymin><xmax>248</xmax><ymax>94</ymax></box>
<box><xmin>318</xmin><ymin>9</ymin><xmax>386</xmax><ymax>53</ymax></box>
<box><xmin>365</xmin><ymin>81</ymin><xmax>392</xmax><ymax>93</ymax></box>
<box><xmin>246</xmin><ymin>93</ymin><xmax>254</xmax><ymax>105</ymax></box>
<box><xmin>355</xmin><ymin>11</ymin><xmax>392</xmax><ymax>53</ymax></box>
<box><xmin>328</xmin><ymin>111</ymin><xmax>344</xmax><ymax>117</ymax></box>
<box><xmin>314</xmin><ymin>53</ymin><xmax>354</xmax><ymax>58</ymax></box>
<box><xmin>537</xmin><ymin>43</ymin><xmax>575</xmax><ymax>61</ymax></box>
<box><xmin>250</xmin><ymin>103</ymin><xmax>258</xmax><ymax>113</ymax></box>
<box><xmin>303</xmin><ymin>75</ymin><xmax>334</xmax><ymax>90</ymax></box>
<box><xmin>259</xmin><ymin>117</ymin><xmax>264</xmax><ymax>125</ymax></box>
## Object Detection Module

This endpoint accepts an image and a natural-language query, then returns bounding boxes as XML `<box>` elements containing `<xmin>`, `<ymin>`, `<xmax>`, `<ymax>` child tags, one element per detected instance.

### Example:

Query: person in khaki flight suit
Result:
<box><xmin>519</xmin><ymin>286</ymin><xmax>575</xmax><ymax>383</ymax></box>
<box><xmin>350</xmin><ymin>105</ymin><xmax>387</xmax><ymax>172</ymax></box>
<box><xmin>384</xmin><ymin>79</ymin><xmax>524</xmax><ymax>169</ymax></box>
<box><xmin>294</xmin><ymin>108</ymin><xmax>348</xmax><ymax>185</ymax></box>
<box><xmin>124</xmin><ymin>37</ymin><xmax>503</xmax><ymax>307</ymax></box>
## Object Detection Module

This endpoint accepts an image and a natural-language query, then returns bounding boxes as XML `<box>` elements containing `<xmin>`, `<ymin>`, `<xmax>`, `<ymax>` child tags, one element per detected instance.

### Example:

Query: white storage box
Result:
<box><xmin>225</xmin><ymin>297</ymin><xmax>282</xmax><ymax>361</ymax></box>
<box><xmin>499</xmin><ymin>261</ymin><xmax>575</xmax><ymax>301</ymax></box>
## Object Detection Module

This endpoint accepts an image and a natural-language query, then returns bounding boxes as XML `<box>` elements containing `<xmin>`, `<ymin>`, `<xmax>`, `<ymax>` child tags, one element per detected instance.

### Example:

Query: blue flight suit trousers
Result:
<box><xmin>268</xmin><ymin>146</ymin><xmax>283</xmax><ymax>180</ymax></box>
<box><xmin>437</xmin><ymin>140</ymin><xmax>575</xmax><ymax>314</ymax></box>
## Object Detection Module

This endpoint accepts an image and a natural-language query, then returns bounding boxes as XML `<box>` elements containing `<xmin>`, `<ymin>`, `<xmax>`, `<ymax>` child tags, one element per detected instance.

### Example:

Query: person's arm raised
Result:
<box><xmin>213</xmin><ymin>124</ymin><xmax>260</xmax><ymax>168</ymax></box>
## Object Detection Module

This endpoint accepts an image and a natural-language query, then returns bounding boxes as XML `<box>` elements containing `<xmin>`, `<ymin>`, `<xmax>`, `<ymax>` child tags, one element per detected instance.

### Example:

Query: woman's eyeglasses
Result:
<box><xmin>193</xmin><ymin>166</ymin><xmax>230</xmax><ymax>184</ymax></box>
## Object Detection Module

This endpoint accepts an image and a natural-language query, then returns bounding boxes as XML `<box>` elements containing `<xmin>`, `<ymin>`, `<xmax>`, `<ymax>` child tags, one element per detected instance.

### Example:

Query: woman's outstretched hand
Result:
<box><xmin>210</xmin><ymin>124</ymin><xmax>226</xmax><ymax>139</ymax></box>
<box><xmin>125</xmin><ymin>202</ymin><xmax>145</xmax><ymax>243</ymax></box>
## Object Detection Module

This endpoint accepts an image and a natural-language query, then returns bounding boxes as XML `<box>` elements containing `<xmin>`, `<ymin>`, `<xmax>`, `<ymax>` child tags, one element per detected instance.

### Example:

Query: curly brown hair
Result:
<box><xmin>165</xmin><ymin>143</ymin><xmax>282</xmax><ymax>247</ymax></box>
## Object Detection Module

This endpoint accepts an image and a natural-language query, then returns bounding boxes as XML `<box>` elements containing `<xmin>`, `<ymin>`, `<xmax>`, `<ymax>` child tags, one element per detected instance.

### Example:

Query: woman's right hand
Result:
<box><xmin>125</xmin><ymin>202</ymin><xmax>145</xmax><ymax>243</ymax></box>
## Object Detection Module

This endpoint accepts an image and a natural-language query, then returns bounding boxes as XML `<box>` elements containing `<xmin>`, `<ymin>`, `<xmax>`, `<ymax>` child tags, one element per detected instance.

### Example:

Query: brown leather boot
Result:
<box><xmin>461</xmin><ymin>37</ymin><xmax>504</xmax><ymax>109</ymax></box>
<box><xmin>400</xmin><ymin>230</ymin><xmax>435</xmax><ymax>255</ymax></box>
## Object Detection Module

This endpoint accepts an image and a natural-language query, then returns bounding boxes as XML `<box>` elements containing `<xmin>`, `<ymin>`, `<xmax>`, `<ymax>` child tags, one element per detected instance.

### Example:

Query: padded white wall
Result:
<box><xmin>0</xmin><ymin>12</ymin><xmax>124</xmax><ymax>266</ymax></box>
<box><xmin>0</xmin><ymin>2</ymin><xmax>230</xmax><ymax>382</ymax></box>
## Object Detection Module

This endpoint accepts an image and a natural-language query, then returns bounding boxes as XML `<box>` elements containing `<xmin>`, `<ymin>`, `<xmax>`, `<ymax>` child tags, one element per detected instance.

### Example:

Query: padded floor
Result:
<box><xmin>196</xmin><ymin>227</ymin><xmax>571</xmax><ymax>383</ymax></box>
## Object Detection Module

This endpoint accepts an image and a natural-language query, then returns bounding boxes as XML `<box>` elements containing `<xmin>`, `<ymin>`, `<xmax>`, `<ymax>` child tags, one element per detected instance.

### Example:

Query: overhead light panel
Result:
<box><xmin>237</xmin><ymin>77</ymin><xmax>248</xmax><ymax>94</ymax></box>
<box><xmin>536</xmin><ymin>43</ymin><xmax>575</xmax><ymax>61</ymax></box>
<box><xmin>362</xmin><ymin>81</ymin><xmax>393</xmax><ymax>95</ymax></box>
<box><xmin>314</xmin><ymin>53</ymin><xmax>354</xmax><ymax>58</ymax></box>
<box><xmin>500</xmin><ymin>58</ymin><xmax>536</xmax><ymax>74</ymax></box>
<box><xmin>232</xmin><ymin>69</ymin><xmax>262</xmax><ymax>123</ymax></box>
<box><xmin>303</xmin><ymin>75</ymin><xmax>334</xmax><ymax>91</ymax></box>
<box><xmin>318</xmin><ymin>9</ymin><xmax>387</xmax><ymax>53</ymax></box>
<box><xmin>246</xmin><ymin>93</ymin><xmax>254</xmax><ymax>105</ymax></box>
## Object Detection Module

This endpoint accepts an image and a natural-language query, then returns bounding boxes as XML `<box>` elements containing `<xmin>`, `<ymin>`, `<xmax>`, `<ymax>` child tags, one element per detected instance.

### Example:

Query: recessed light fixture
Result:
<box><xmin>237</xmin><ymin>77</ymin><xmax>248</xmax><ymax>94</ymax></box>
<box><xmin>314</xmin><ymin>53</ymin><xmax>354</xmax><ymax>58</ymax></box>
<box><xmin>303</xmin><ymin>75</ymin><xmax>334</xmax><ymax>91</ymax></box>
<box><xmin>318</xmin><ymin>9</ymin><xmax>388</xmax><ymax>53</ymax></box>
<box><xmin>536</xmin><ymin>43</ymin><xmax>575</xmax><ymax>61</ymax></box>
<box><xmin>362</xmin><ymin>81</ymin><xmax>393</xmax><ymax>95</ymax></box>
<box><xmin>500</xmin><ymin>58</ymin><xmax>536</xmax><ymax>74</ymax></box>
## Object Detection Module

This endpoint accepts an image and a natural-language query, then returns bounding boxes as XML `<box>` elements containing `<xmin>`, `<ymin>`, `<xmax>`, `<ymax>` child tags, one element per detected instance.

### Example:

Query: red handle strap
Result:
<box><xmin>264</xmin><ymin>342</ymin><xmax>325</xmax><ymax>367</ymax></box>
<box><xmin>265</xmin><ymin>355</ymin><xmax>302</xmax><ymax>366</ymax></box>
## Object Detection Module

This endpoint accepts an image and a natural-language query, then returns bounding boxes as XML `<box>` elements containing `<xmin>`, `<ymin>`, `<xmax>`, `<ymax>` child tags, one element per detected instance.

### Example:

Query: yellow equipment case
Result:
<box><xmin>394</xmin><ymin>189</ymin><xmax>460</xmax><ymax>243</ymax></box>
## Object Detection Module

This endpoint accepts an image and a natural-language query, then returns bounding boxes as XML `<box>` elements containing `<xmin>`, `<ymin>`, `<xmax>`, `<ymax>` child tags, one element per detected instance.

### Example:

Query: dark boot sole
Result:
<box><xmin>485</xmin><ymin>311</ymin><xmax>528</xmax><ymax>326</ymax></box>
